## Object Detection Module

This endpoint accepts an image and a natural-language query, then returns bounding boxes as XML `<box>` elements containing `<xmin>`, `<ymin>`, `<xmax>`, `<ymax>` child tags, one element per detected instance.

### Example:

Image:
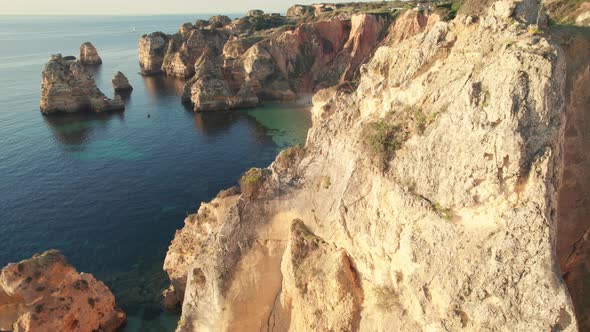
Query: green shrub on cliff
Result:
<box><xmin>434</xmin><ymin>1</ymin><xmax>465</xmax><ymax>20</ymax></box>
<box><xmin>366</xmin><ymin>121</ymin><xmax>404</xmax><ymax>154</ymax></box>
<box><xmin>242</xmin><ymin>168</ymin><xmax>264</xmax><ymax>184</ymax></box>
<box><xmin>364</xmin><ymin>120</ymin><xmax>406</xmax><ymax>170</ymax></box>
<box><xmin>433</xmin><ymin>202</ymin><xmax>452</xmax><ymax>221</ymax></box>
<box><xmin>413</xmin><ymin>108</ymin><xmax>438</xmax><ymax>134</ymax></box>
<box><xmin>239</xmin><ymin>168</ymin><xmax>270</xmax><ymax>200</ymax></box>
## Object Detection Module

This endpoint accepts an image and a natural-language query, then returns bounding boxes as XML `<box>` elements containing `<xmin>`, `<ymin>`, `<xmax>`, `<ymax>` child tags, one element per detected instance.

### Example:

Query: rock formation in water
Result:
<box><xmin>79</xmin><ymin>42</ymin><xmax>102</xmax><ymax>65</ymax></box>
<box><xmin>40</xmin><ymin>54</ymin><xmax>124</xmax><ymax>114</ymax></box>
<box><xmin>138</xmin><ymin>32</ymin><xmax>169</xmax><ymax>76</ymax></box>
<box><xmin>112</xmin><ymin>71</ymin><xmax>133</xmax><ymax>92</ymax></box>
<box><xmin>0</xmin><ymin>250</ymin><xmax>126</xmax><ymax>332</ymax></box>
<box><xmin>161</xmin><ymin>0</ymin><xmax>590</xmax><ymax>331</ymax></box>
<box><xmin>139</xmin><ymin>3</ymin><xmax>413</xmax><ymax>111</ymax></box>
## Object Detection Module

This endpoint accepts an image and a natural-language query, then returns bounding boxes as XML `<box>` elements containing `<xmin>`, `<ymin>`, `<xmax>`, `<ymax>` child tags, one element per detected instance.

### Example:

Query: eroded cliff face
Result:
<box><xmin>0</xmin><ymin>250</ymin><xmax>126</xmax><ymax>332</ymax></box>
<box><xmin>139</xmin><ymin>7</ymin><xmax>400</xmax><ymax>111</ymax></box>
<box><xmin>163</xmin><ymin>1</ymin><xmax>582</xmax><ymax>331</ymax></box>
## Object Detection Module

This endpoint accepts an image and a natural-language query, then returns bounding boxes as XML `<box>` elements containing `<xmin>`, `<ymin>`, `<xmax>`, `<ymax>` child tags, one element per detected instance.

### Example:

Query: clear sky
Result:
<box><xmin>3</xmin><ymin>0</ymin><xmax>374</xmax><ymax>15</ymax></box>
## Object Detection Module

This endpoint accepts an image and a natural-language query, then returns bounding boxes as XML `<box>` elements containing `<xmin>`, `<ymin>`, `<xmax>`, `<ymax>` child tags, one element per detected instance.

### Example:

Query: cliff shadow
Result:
<box><xmin>142</xmin><ymin>75</ymin><xmax>186</xmax><ymax>99</ymax></box>
<box><xmin>191</xmin><ymin>111</ymin><xmax>274</xmax><ymax>147</ymax></box>
<box><xmin>43</xmin><ymin>112</ymin><xmax>125</xmax><ymax>146</ymax></box>
<box><xmin>554</xmin><ymin>25</ymin><xmax>590</xmax><ymax>331</ymax></box>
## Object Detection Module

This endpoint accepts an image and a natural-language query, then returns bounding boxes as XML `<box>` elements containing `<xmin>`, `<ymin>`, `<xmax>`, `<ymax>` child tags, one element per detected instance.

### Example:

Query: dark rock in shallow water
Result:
<box><xmin>40</xmin><ymin>54</ymin><xmax>124</xmax><ymax>114</ymax></box>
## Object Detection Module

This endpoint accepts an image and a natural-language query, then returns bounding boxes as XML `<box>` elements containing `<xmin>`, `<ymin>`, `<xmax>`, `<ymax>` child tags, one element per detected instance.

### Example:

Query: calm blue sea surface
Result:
<box><xmin>0</xmin><ymin>15</ymin><xmax>311</xmax><ymax>331</ymax></box>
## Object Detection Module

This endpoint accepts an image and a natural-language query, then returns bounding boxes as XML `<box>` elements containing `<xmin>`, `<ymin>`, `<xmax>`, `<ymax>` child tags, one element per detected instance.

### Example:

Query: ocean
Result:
<box><xmin>0</xmin><ymin>15</ymin><xmax>311</xmax><ymax>331</ymax></box>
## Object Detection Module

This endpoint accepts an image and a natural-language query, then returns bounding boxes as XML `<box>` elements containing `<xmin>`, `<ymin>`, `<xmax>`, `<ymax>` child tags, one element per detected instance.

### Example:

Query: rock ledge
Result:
<box><xmin>0</xmin><ymin>250</ymin><xmax>126</xmax><ymax>332</ymax></box>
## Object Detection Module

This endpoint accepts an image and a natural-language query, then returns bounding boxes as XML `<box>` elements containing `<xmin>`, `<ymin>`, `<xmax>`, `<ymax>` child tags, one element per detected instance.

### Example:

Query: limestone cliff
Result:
<box><xmin>40</xmin><ymin>54</ymin><xmax>124</xmax><ymax>114</ymax></box>
<box><xmin>139</xmin><ymin>5</ymin><xmax>402</xmax><ymax>111</ymax></box>
<box><xmin>163</xmin><ymin>0</ymin><xmax>587</xmax><ymax>331</ymax></box>
<box><xmin>0</xmin><ymin>250</ymin><xmax>126</xmax><ymax>332</ymax></box>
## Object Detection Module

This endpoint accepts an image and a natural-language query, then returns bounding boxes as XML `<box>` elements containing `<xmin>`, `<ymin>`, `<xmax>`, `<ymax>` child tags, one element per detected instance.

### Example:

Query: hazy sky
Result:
<box><xmin>3</xmin><ymin>0</ymin><xmax>373</xmax><ymax>15</ymax></box>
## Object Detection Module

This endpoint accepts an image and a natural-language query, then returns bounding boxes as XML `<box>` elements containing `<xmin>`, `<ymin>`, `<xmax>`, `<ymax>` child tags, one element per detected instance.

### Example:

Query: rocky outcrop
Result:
<box><xmin>338</xmin><ymin>13</ymin><xmax>390</xmax><ymax>81</ymax></box>
<box><xmin>140</xmin><ymin>7</ymin><xmax>394</xmax><ymax>111</ymax></box>
<box><xmin>112</xmin><ymin>71</ymin><xmax>133</xmax><ymax>92</ymax></box>
<box><xmin>138</xmin><ymin>32</ymin><xmax>169</xmax><ymax>75</ymax></box>
<box><xmin>208</xmin><ymin>15</ymin><xmax>232</xmax><ymax>28</ymax></box>
<box><xmin>79</xmin><ymin>42</ymin><xmax>102</xmax><ymax>65</ymax></box>
<box><xmin>383</xmin><ymin>10</ymin><xmax>442</xmax><ymax>46</ymax></box>
<box><xmin>0</xmin><ymin>250</ymin><xmax>126</xmax><ymax>332</ymax></box>
<box><xmin>246</xmin><ymin>9</ymin><xmax>264</xmax><ymax>17</ymax></box>
<box><xmin>286</xmin><ymin>5</ymin><xmax>315</xmax><ymax>19</ymax></box>
<box><xmin>278</xmin><ymin>220</ymin><xmax>363</xmax><ymax>332</ymax></box>
<box><xmin>40</xmin><ymin>54</ymin><xmax>124</xmax><ymax>114</ymax></box>
<box><xmin>163</xmin><ymin>0</ymin><xmax>582</xmax><ymax>331</ymax></box>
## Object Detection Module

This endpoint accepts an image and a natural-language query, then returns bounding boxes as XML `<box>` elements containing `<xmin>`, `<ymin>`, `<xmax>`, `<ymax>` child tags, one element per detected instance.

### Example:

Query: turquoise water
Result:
<box><xmin>0</xmin><ymin>15</ymin><xmax>310</xmax><ymax>331</ymax></box>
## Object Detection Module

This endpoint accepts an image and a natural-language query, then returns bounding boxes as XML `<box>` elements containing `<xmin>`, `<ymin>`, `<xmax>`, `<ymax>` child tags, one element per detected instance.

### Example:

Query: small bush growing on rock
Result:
<box><xmin>433</xmin><ymin>202</ymin><xmax>452</xmax><ymax>221</ymax></box>
<box><xmin>239</xmin><ymin>168</ymin><xmax>269</xmax><ymax>200</ymax></box>
<box><xmin>242</xmin><ymin>168</ymin><xmax>264</xmax><ymax>184</ymax></box>
<box><xmin>527</xmin><ymin>24</ymin><xmax>543</xmax><ymax>35</ymax></box>
<box><xmin>364</xmin><ymin>119</ymin><xmax>406</xmax><ymax>170</ymax></box>
<box><xmin>366</xmin><ymin>121</ymin><xmax>404</xmax><ymax>154</ymax></box>
<box><xmin>414</xmin><ymin>108</ymin><xmax>438</xmax><ymax>134</ymax></box>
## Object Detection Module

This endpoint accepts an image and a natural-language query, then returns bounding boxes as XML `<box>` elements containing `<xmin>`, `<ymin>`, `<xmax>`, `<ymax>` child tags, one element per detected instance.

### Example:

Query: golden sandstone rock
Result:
<box><xmin>0</xmin><ymin>250</ymin><xmax>125</xmax><ymax>332</ymax></box>
<box><xmin>163</xmin><ymin>1</ymin><xmax>588</xmax><ymax>330</ymax></box>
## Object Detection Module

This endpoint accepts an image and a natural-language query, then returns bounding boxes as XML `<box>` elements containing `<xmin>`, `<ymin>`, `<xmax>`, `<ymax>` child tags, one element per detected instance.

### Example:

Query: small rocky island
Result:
<box><xmin>112</xmin><ymin>71</ymin><xmax>133</xmax><ymax>92</ymax></box>
<box><xmin>0</xmin><ymin>250</ymin><xmax>126</xmax><ymax>332</ymax></box>
<box><xmin>79</xmin><ymin>42</ymin><xmax>102</xmax><ymax>65</ymax></box>
<box><xmin>40</xmin><ymin>54</ymin><xmax>124</xmax><ymax>114</ymax></box>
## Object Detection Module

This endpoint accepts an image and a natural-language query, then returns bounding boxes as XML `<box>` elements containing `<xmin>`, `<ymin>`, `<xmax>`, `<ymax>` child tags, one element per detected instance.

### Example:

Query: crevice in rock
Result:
<box><xmin>265</xmin><ymin>284</ymin><xmax>283</xmax><ymax>332</ymax></box>
<box><xmin>554</xmin><ymin>25</ymin><xmax>590</xmax><ymax>331</ymax></box>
